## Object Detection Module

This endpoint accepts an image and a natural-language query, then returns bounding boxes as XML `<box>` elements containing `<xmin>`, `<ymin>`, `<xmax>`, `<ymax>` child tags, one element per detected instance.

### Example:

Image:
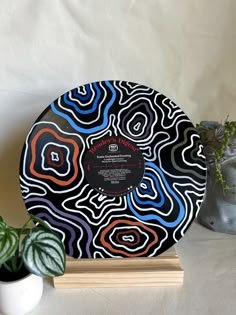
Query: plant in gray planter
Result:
<box><xmin>196</xmin><ymin>120</ymin><xmax>236</xmax><ymax>234</ymax></box>
<box><xmin>0</xmin><ymin>214</ymin><xmax>65</xmax><ymax>315</ymax></box>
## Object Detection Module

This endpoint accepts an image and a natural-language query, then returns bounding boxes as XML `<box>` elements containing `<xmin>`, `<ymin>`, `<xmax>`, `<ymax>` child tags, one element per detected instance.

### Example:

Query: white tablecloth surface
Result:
<box><xmin>0</xmin><ymin>1</ymin><xmax>236</xmax><ymax>314</ymax></box>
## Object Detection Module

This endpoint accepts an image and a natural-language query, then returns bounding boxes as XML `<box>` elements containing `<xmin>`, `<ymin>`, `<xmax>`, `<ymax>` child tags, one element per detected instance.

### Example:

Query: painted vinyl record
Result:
<box><xmin>20</xmin><ymin>80</ymin><xmax>207</xmax><ymax>259</ymax></box>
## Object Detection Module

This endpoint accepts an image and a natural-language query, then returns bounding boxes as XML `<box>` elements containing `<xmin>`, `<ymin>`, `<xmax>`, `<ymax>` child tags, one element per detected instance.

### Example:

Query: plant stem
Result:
<box><xmin>3</xmin><ymin>256</ymin><xmax>23</xmax><ymax>273</ymax></box>
<box><xmin>19</xmin><ymin>217</ymin><xmax>33</xmax><ymax>235</ymax></box>
<box><xmin>16</xmin><ymin>217</ymin><xmax>33</xmax><ymax>247</ymax></box>
<box><xmin>10</xmin><ymin>217</ymin><xmax>33</xmax><ymax>271</ymax></box>
<box><xmin>3</xmin><ymin>262</ymin><xmax>13</xmax><ymax>272</ymax></box>
<box><xmin>14</xmin><ymin>228</ymin><xmax>31</xmax><ymax>234</ymax></box>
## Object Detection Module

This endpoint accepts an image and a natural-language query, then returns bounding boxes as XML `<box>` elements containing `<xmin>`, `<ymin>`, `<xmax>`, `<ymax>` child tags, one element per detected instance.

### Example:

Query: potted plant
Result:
<box><xmin>196</xmin><ymin>120</ymin><xmax>236</xmax><ymax>234</ymax></box>
<box><xmin>0</xmin><ymin>214</ymin><xmax>65</xmax><ymax>315</ymax></box>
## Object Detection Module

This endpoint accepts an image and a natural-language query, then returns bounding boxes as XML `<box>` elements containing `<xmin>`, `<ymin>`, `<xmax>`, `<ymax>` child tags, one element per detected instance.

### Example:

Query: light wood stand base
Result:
<box><xmin>53</xmin><ymin>247</ymin><xmax>183</xmax><ymax>288</ymax></box>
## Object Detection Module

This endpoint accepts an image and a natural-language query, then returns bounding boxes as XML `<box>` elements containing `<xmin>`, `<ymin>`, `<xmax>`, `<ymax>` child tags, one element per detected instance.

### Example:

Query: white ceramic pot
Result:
<box><xmin>0</xmin><ymin>273</ymin><xmax>43</xmax><ymax>315</ymax></box>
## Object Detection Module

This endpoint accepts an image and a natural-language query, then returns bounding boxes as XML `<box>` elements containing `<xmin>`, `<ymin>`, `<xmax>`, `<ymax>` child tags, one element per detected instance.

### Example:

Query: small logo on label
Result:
<box><xmin>109</xmin><ymin>144</ymin><xmax>118</xmax><ymax>152</ymax></box>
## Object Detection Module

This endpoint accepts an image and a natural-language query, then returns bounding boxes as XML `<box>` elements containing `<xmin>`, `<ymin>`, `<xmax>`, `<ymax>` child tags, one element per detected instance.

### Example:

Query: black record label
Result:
<box><xmin>84</xmin><ymin>136</ymin><xmax>145</xmax><ymax>196</ymax></box>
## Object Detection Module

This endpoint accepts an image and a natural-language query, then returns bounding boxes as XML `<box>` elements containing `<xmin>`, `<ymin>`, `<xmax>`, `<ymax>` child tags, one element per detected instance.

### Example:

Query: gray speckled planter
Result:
<box><xmin>198</xmin><ymin>159</ymin><xmax>236</xmax><ymax>234</ymax></box>
<box><xmin>197</xmin><ymin>121</ymin><xmax>236</xmax><ymax>234</ymax></box>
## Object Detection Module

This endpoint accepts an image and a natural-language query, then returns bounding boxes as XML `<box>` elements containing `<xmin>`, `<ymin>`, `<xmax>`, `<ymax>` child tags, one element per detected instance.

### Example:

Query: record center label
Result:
<box><xmin>84</xmin><ymin>136</ymin><xmax>145</xmax><ymax>196</ymax></box>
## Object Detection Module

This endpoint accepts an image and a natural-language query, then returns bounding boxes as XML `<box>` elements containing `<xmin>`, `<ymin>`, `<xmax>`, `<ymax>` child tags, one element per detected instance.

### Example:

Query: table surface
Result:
<box><xmin>15</xmin><ymin>222</ymin><xmax>234</xmax><ymax>315</ymax></box>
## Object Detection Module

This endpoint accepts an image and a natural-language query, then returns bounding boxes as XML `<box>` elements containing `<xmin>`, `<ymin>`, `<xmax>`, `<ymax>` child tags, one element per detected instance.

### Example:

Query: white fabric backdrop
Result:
<box><xmin>0</xmin><ymin>1</ymin><xmax>236</xmax><ymax>314</ymax></box>
<box><xmin>1</xmin><ymin>0</ymin><xmax>236</xmax><ymax>222</ymax></box>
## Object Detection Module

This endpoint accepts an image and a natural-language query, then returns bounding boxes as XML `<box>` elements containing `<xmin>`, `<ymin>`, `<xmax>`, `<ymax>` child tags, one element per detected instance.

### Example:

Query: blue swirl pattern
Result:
<box><xmin>51</xmin><ymin>81</ymin><xmax>116</xmax><ymax>134</ymax></box>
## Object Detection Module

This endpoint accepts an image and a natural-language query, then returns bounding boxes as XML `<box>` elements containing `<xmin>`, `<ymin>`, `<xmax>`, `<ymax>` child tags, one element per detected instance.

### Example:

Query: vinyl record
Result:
<box><xmin>20</xmin><ymin>80</ymin><xmax>207</xmax><ymax>259</ymax></box>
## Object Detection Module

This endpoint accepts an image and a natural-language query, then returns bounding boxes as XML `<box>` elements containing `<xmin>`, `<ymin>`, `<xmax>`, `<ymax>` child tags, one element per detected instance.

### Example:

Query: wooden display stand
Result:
<box><xmin>53</xmin><ymin>247</ymin><xmax>183</xmax><ymax>288</ymax></box>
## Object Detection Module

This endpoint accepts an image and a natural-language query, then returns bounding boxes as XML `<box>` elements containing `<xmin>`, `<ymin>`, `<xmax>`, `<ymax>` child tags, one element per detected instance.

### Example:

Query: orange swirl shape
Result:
<box><xmin>100</xmin><ymin>220</ymin><xmax>158</xmax><ymax>257</ymax></box>
<box><xmin>30</xmin><ymin>128</ymin><xmax>79</xmax><ymax>186</ymax></box>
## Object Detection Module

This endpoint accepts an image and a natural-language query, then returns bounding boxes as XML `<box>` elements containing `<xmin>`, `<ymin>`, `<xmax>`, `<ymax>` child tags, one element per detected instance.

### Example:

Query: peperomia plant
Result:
<box><xmin>0</xmin><ymin>214</ymin><xmax>65</xmax><ymax>278</ymax></box>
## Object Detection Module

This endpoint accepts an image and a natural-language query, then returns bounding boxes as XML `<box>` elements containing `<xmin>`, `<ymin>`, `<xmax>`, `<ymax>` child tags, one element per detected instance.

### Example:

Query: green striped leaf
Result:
<box><xmin>0</xmin><ymin>220</ymin><xmax>19</xmax><ymax>265</ymax></box>
<box><xmin>21</xmin><ymin>227</ymin><xmax>65</xmax><ymax>277</ymax></box>
<box><xmin>29</xmin><ymin>214</ymin><xmax>52</xmax><ymax>231</ymax></box>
